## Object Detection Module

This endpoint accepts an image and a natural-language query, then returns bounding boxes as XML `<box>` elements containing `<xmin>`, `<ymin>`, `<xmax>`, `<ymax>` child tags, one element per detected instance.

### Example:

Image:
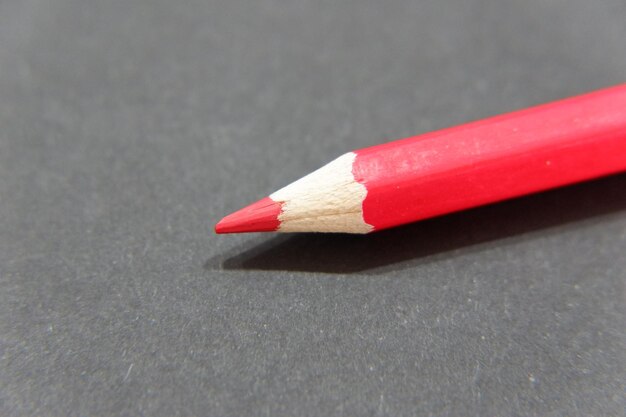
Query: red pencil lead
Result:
<box><xmin>215</xmin><ymin>197</ymin><xmax>282</xmax><ymax>234</ymax></box>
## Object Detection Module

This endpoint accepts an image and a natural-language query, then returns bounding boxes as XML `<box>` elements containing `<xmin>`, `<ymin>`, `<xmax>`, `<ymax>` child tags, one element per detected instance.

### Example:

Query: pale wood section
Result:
<box><xmin>270</xmin><ymin>152</ymin><xmax>373</xmax><ymax>233</ymax></box>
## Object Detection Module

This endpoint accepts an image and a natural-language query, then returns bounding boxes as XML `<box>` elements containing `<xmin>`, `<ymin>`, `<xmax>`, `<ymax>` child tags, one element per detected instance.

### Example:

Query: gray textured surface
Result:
<box><xmin>1</xmin><ymin>0</ymin><xmax>625</xmax><ymax>415</ymax></box>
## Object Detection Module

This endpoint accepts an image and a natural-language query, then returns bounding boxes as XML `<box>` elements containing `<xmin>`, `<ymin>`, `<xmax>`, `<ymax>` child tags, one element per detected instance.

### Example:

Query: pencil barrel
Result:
<box><xmin>354</xmin><ymin>84</ymin><xmax>626</xmax><ymax>231</ymax></box>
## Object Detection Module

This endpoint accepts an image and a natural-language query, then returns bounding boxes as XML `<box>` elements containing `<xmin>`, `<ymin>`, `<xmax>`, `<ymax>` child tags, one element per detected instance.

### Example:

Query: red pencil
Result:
<box><xmin>216</xmin><ymin>84</ymin><xmax>626</xmax><ymax>234</ymax></box>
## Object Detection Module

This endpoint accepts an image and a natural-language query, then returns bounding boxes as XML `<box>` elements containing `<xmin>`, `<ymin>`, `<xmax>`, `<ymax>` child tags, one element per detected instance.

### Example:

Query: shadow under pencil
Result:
<box><xmin>208</xmin><ymin>173</ymin><xmax>626</xmax><ymax>274</ymax></box>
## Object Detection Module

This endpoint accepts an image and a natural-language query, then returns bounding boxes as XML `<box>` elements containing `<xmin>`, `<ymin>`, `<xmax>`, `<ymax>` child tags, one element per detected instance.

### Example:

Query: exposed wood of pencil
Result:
<box><xmin>216</xmin><ymin>84</ymin><xmax>626</xmax><ymax>234</ymax></box>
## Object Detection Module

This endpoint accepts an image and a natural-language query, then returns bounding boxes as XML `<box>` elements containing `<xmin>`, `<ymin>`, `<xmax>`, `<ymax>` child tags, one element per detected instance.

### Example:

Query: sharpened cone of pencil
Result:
<box><xmin>216</xmin><ymin>84</ymin><xmax>626</xmax><ymax>234</ymax></box>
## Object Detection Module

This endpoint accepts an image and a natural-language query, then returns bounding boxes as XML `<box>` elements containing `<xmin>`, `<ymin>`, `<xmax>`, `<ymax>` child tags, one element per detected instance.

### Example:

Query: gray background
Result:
<box><xmin>1</xmin><ymin>0</ymin><xmax>625</xmax><ymax>415</ymax></box>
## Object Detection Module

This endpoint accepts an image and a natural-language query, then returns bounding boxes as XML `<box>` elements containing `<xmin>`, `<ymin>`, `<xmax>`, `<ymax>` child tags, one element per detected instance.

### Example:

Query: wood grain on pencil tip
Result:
<box><xmin>215</xmin><ymin>84</ymin><xmax>626</xmax><ymax>234</ymax></box>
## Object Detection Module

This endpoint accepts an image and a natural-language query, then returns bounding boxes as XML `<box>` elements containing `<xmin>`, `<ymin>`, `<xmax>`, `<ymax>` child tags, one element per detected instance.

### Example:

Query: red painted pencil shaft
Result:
<box><xmin>355</xmin><ymin>84</ymin><xmax>626</xmax><ymax>231</ymax></box>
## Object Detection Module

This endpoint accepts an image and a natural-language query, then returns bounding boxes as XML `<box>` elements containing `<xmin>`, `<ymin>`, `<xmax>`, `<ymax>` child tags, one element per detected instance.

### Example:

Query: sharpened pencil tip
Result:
<box><xmin>215</xmin><ymin>197</ymin><xmax>282</xmax><ymax>233</ymax></box>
